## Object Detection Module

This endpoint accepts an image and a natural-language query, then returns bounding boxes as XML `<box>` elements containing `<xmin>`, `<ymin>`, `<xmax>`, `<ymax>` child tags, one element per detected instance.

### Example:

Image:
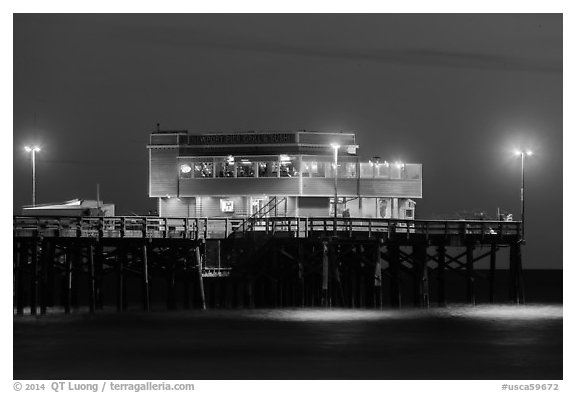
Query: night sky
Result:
<box><xmin>12</xmin><ymin>14</ymin><xmax>562</xmax><ymax>269</ymax></box>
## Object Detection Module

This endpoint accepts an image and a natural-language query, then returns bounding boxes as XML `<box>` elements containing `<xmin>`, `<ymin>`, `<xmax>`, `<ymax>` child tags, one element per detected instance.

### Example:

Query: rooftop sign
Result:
<box><xmin>189</xmin><ymin>133</ymin><xmax>296</xmax><ymax>145</ymax></box>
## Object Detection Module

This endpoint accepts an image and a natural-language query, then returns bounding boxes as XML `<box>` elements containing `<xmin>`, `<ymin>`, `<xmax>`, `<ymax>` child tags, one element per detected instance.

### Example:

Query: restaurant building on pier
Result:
<box><xmin>148</xmin><ymin>129</ymin><xmax>422</xmax><ymax>219</ymax></box>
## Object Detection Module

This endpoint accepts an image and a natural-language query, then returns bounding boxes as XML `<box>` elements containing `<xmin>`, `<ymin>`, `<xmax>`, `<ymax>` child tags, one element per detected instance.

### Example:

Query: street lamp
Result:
<box><xmin>331</xmin><ymin>143</ymin><xmax>340</xmax><ymax>236</ymax></box>
<box><xmin>24</xmin><ymin>146</ymin><xmax>41</xmax><ymax>206</ymax></box>
<box><xmin>514</xmin><ymin>149</ymin><xmax>533</xmax><ymax>241</ymax></box>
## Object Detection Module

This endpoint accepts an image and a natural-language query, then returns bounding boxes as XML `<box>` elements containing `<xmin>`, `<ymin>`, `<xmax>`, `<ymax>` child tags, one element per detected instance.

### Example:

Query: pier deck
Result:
<box><xmin>13</xmin><ymin>216</ymin><xmax>524</xmax><ymax>314</ymax></box>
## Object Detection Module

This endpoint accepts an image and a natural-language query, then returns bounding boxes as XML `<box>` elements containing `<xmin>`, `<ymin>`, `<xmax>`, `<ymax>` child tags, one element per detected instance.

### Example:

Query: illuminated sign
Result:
<box><xmin>189</xmin><ymin>133</ymin><xmax>296</xmax><ymax>146</ymax></box>
<box><xmin>220</xmin><ymin>199</ymin><xmax>234</xmax><ymax>213</ymax></box>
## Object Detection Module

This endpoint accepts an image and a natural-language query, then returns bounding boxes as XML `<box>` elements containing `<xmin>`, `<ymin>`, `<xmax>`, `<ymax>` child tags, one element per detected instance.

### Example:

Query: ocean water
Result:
<box><xmin>13</xmin><ymin>304</ymin><xmax>562</xmax><ymax>380</ymax></box>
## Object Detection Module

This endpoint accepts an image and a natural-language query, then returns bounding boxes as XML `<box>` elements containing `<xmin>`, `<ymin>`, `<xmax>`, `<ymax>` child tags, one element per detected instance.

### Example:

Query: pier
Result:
<box><xmin>13</xmin><ymin>215</ymin><xmax>525</xmax><ymax>314</ymax></box>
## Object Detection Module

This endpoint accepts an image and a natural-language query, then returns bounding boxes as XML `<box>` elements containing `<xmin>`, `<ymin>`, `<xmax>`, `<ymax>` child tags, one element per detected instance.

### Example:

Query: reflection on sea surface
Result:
<box><xmin>14</xmin><ymin>304</ymin><xmax>562</xmax><ymax>380</ymax></box>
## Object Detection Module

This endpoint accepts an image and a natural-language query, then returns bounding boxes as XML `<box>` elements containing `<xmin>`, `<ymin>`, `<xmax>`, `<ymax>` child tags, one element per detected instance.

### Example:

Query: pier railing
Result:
<box><xmin>13</xmin><ymin>216</ymin><xmax>521</xmax><ymax>240</ymax></box>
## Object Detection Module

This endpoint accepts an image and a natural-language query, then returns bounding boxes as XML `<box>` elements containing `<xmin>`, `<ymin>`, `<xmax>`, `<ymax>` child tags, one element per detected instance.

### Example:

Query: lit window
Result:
<box><xmin>279</xmin><ymin>155</ymin><xmax>298</xmax><ymax>177</ymax></box>
<box><xmin>194</xmin><ymin>162</ymin><xmax>213</xmax><ymax>178</ymax></box>
<box><xmin>215</xmin><ymin>157</ymin><xmax>235</xmax><ymax>177</ymax></box>
<box><xmin>258</xmin><ymin>160</ymin><xmax>279</xmax><ymax>177</ymax></box>
<box><xmin>236</xmin><ymin>158</ymin><xmax>256</xmax><ymax>177</ymax></box>
<box><xmin>302</xmin><ymin>160</ymin><xmax>325</xmax><ymax>177</ymax></box>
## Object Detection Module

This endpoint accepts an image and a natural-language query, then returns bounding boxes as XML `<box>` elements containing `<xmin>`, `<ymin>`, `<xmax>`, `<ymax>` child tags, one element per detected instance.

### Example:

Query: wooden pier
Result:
<box><xmin>13</xmin><ymin>216</ymin><xmax>525</xmax><ymax>314</ymax></box>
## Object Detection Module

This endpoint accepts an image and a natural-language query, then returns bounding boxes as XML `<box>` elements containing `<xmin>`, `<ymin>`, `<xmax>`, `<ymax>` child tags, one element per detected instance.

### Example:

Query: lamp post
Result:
<box><xmin>515</xmin><ymin>149</ymin><xmax>533</xmax><ymax>241</ymax></box>
<box><xmin>331</xmin><ymin>143</ymin><xmax>340</xmax><ymax>236</ymax></box>
<box><xmin>24</xmin><ymin>146</ymin><xmax>41</xmax><ymax>206</ymax></box>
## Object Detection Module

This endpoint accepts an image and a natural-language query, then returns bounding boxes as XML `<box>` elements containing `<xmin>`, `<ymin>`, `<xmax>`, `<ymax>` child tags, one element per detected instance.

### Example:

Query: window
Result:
<box><xmin>258</xmin><ymin>160</ymin><xmax>279</xmax><ymax>177</ymax></box>
<box><xmin>279</xmin><ymin>155</ymin><xmax>298</xmax><ymax>177</ymax></box>
<box><xmin>339</xmin><ymin>162</ymin><xmax>357</xmax><ymax>178</ymax></box>
<box><xmin>375</xmin><ymin>163</ymin><xmax>390</xmax><ymax>178</ymax></box>
<box><xmin>405</xmin><ymin>209</ymin><xmax>414</xmax><ymax>219</ymax></box>
<box><xmin>194</xmin><ymin>162</ymin><xmax>213</xmax><ymax>178</ymax></box>
<box><xmin>302</xmin><ymin>160</ymin><xmax>326</xmax><ymax>177</ymax></box>
<box><xmin>215</xmin><ymin>156</ymin><xmax>236</xmax><ymax>177</ymax></box>
<box><xmin>236</xmin><ymin>158</ymin><xmax>256</xmax><ymax>177</ymax></box>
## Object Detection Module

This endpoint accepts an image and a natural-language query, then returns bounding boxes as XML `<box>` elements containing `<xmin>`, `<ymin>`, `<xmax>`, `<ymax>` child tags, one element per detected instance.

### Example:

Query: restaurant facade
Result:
<box><xmin>148</xmin><ymin>129</ymin><xmax>422</xmax><ymax>219</ymax></box>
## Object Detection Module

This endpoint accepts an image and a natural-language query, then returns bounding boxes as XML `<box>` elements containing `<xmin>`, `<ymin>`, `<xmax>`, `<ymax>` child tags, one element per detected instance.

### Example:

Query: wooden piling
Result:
<box><xmin>30</xmin><ymin>238</ymin><xmax>38</xmax><ymax>315</ymax></box>
<box><xmin>387</xmin><ymin>243</ymin><xmax>401</xmax><ymax>308</ymax></box>
<box><xmin>39</xmin><ymin>239</ymin><xmax>52</xmax><ymax>314</ymax></box>
<box><xmin>373</xmin><ymin>242</ymin><xmax>383</xmax><ymax>309</ymax></box>
<box><xmin>71</xmin><ymin>242</ymin><xmax>81</xmax><ymax>310</ymax></box>
<box><xmin>141</xmin><ymin>242</ymin><xmax>151</xmax><ymax>311</ymax></box>
<box><xmin>466</xmin><ymin>244</ymin><xmax>475</xmax><ymax>305</ymax></box>
<box><xmin>321</xmin><ymin>241</ymin><xmax>329</xmax><ymax>307</ymax></box>
<box><xmin>183</xmin><ymin>250</ymin><xmax>191</xmax><ymax>310</ymax></box>
<box><xmin>331</xmin><ymin>243</ymin><xmax>345</xmax><ymax>307</ymax></box>
<box><xmin>413</xmin><ymin>244</ymin><xmax>429</xmax><ymax>307</ymax></box>
<box><xmin>489</xmin><ymin>243</ymin><xmax>497</xmax><ymax>303</ymax></box>
<box><xmin>436</xmin><ymin>245</ymin><xmax>446</xmax><ymax>307</ymax></box>
<box><xmin>117</xmin><ymin>243</ymin><xmax>126</xmax><ymax>312</ymax></box>
<box><xmin>195</xmin><ymin>243</ymin><xmax>206</xmax><ymax>310</ymax></box>
<box><xmin>64</xmin><ymin>244</ymin><xmax>73</xmax><ymax>314</ymax></box>
<box><xmin>509</xmin><ymin>242</ymin><xmax>524</xmax><ymax>304</ymax></box>
<box><xmin>167</xmin><ymin>248</ymin><xmax>177</xmax><ymax>310</ymax></box>
<box><xmin>297</xmin><ymin>241</ymin><xmax>305</xmax><ymax>307</ymax></box>
<box><xmin>88</xmin><ymin>243</ymin><xmax>96</xmax><ymax>314</ymax></box>
<box><xmin>15</xmin><ymin>240</ymin><xmax>25</xmax><ymax>315</ymax></box>
<box><xmin>95</xmin><ymin>242</ymin><xmax>104</xmax><ymax>310</ymax></box>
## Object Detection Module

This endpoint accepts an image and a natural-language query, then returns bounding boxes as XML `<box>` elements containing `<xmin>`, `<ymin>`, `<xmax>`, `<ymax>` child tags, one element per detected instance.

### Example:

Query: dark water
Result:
<box><xmin>13</xmin><ymin>304</ymin><xmax>562</xmax><ymax>380</ymax></box>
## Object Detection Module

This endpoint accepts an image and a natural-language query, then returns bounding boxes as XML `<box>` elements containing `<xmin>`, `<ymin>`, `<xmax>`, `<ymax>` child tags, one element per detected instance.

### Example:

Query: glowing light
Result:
<box><xmin>240</xmin><ymin>305</ymin><xmax>562</xmax><ymax>323</ymax></box>
<box><xmin>330</xmin><ymin>143</ymin><xmax>340</xmax><ymax>150</ymax></box>
<box><xmin>24</xmin><ymin>146</ymin><xmax>41</xmax><ymax>152</ymax></box>
<box><xmin>526</xmin><ymin>150</ymin><xmax>534</xmax><ymax>156</ymax></box>
<box><xmin>180</xmin><ymin>164</ymin><xmax>192</xmax><ymax>174</ymax></box>
<box><xmin>279</xmin><ymin>154</ymin><xmax>291</xmax><ymax>162</ymax></box>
